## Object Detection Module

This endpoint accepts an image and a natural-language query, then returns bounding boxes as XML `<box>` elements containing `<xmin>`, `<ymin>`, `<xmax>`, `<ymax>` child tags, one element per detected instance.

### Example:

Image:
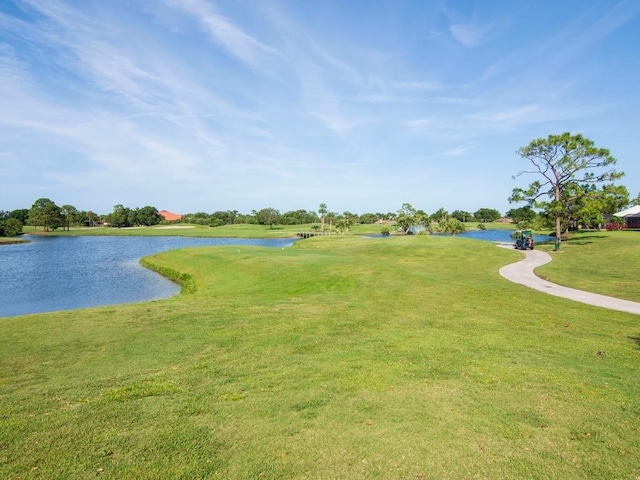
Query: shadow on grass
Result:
<box><xmin>563</xmin><ymin>235</ymin><xmax>609</xmax><ymax>241</ymax></box>
<box><xmin>558</xmin><ymin>234</ymin><xmax>610</xmax><ymax>246</ymax></box>
<box><xmin>629</xmin><ymin>335</ymin><xmax>640</xmax><ymax>349</ymax></box>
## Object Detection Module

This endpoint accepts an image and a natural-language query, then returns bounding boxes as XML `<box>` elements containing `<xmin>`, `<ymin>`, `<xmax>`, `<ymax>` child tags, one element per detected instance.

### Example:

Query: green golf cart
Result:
<box><xmin>514</xmin><ymin>230</ymin><xmax>534</xmax><ymax>250</ymax></box>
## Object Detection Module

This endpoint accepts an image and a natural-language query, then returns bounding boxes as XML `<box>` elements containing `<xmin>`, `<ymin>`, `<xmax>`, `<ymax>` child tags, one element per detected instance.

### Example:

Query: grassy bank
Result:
<box><xmin>1</xmin><ymin>233</ymin><xmax>638</xmax><ymax>478</ymax></box>
<box><xmin>0</xmin><ymin>236</ymin><xmax>28</xmax><ymax>245</ymax></box>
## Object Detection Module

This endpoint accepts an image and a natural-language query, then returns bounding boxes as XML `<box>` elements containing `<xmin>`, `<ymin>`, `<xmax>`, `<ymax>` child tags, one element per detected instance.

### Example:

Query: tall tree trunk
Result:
<box><xmin>555</xmin><ymin>184</ymin><xmax>562</xmax><ymax>250</ymax></box>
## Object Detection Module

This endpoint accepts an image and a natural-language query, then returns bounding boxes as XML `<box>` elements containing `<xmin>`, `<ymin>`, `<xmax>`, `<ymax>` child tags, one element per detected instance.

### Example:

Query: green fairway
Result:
<box><xmin>1</xmin><ymin>233</ymin><xmax>638</xmax><ymax>479</ymax></box>
<box><xmin>535</xmin><ymin>230</ymin><xmax>640</xmax><ymax>302</ymax></box>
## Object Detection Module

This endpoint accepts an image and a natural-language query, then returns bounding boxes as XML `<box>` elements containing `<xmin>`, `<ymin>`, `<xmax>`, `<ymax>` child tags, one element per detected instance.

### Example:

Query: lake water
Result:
<box><xmin>456</xmin><ymin>229</ymin><xmax>551</xmax><ymax>243</ymax></box>
<box><xmin>387</xmin><ymin>229</ymin><xmax>551</xmax><ymax>243</ymax></box>
<box><xmin>0</xmin><ymin>235</ymin><xmax>296</xmax><ymax>318</ymax></box>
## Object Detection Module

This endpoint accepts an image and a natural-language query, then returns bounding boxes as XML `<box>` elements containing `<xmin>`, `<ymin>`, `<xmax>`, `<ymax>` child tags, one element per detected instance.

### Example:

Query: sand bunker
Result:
<box><xmin>155</xmin><ymin>225</ymin><xmax>196</xmax><ymax>229</ymax></box>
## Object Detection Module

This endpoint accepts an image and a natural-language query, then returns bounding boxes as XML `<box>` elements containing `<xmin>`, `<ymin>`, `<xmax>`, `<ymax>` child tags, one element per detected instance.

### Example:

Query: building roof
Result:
<box><xmin>613</xmin><ymin>205</ymin><xmax>640</xmax><ymax>217</ymax></box>
<box><xmin>158</xmin><ymin>210</ymin><xmax>183</xmax><ymax>221</ymax></box>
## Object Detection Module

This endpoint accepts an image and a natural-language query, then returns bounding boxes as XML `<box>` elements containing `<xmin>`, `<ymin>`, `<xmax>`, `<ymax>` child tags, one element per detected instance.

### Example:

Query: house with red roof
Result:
<box><xmin>158</xmin><ymin>210</ymin><xmax>183</xmax><ymax>222</ymax></box>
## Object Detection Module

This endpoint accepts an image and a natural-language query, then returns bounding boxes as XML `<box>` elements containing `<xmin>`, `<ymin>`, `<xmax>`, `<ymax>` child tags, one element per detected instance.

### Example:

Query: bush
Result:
<box><xmin>605</xmin><ymin>222</ymin><xmax>627</xmax><ymax>231</ymax></box>
<box><xmin>0</xmin><ymin>218</ymin><xmax>23</xmax><ymax>237</ymax></box>
<box><xmin>477</xmin><ymin>223</ymin><xmax>486</xmax><ymax>230</ymax></box>
<box><xmin>381</xmin><ymin>227</ymin><xmax>390</xmax><ymax>235</ymax></box>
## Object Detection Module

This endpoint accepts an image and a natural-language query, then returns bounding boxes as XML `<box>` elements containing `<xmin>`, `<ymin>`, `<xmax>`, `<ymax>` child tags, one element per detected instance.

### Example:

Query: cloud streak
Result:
<box><xmin>163</xmin><ymin>0</ymin><xmax>282</xmax><ymax>71</ymax></box>
<box><xmin>449</xmin><ymin>23</ymin><xmax>486</xmax><ymax>47</ymax></box>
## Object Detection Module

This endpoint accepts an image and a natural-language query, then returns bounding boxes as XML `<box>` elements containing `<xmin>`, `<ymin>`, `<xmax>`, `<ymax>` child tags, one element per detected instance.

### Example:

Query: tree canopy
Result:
<box><xmin>450</xmin><ymin>210</ymin><xmax>473</xmax><ymax>223</ymax></box>
<box><xmin>474</xmin><ymin>208</ymin><xmax>501</xmax><ymax>223</ymax></box>
<box><xmin>60</xmin><ymin>204</ymin><xmax>78</xmax><ymax>231</ymax></box>
<box><xmin>561</xmin><ymin>183</ymin><xmax>629</xmax><ymax>230</ymax></box>
<box><xmin>0</xmin><ymin>211</ymin><xmax>24</xmax><ymax>237</ymax></box>
<box><xmin>509</xmin><ymin>133</ymin><xmax>623</xmax><ymax>247</ymax></box>
<box><xmin>505</xmin><ymin>206</ymin><xmax>535</xmax><ymax>227</ymax></box>
<box><xmin>396</xmin><ymin>203</ymin><xmax>417</xmax><ymax>233</ymax></box>
<box><xmin>28</xmin><ymin>198</ymin><xmax>62</xmax><ymax>231</ymax></box>
<box><xmin>255</xmin><ymin>207</ymin><xmax>281</xmax><ymax>228</ymax></box>
<box><xmin>431</xmin><ymin>218</ymin><xmax>466</xmax><ymax>236</ymax></box>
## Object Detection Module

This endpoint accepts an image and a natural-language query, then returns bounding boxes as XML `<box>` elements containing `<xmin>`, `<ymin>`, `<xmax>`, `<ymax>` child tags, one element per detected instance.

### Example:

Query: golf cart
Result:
<box><xmin>514</xmin><ymin>230</ymin><xmax>534</xmax><ymax>250</ymax></box>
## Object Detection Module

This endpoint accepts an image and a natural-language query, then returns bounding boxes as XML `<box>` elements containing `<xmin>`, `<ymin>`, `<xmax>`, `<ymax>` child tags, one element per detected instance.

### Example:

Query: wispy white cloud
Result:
<box><xmin>443</xmin><ymin>145</ymin><xmax>474</xmax><ymax>157</ymax></box>
<box><xmin>449</xmin><ymin>23</ymin><xmax>486</xmax><ymax>47</ymax></box>
<box><xmin>0</xmin><ymin>43</ymin><xmax>30</xmax><ymax>85</ymax></box>
<box><xmin>0</xmin><ymin>1</ymin><xmax>638</xmax><ymax>215</ymax></box>
<box><xmin>393</xmin><ymin>81</ymin><xmax>444</xmax><ymax>91</ymax></box>
<box><xmin>440</xmin><ymin>0</ymin><xmax>494</xmax><ymax>48</ymax></box>
<box><xmin>553</xmin><ymin>0</ymin><xmax>640</xmax><ymax>57</ymax></box>
<box><xmin>8</xmin><ymin>1</ymin><xmax>169</xmax><ymax>108</ymax></box>
<box><xmin>162</xmin><ymin>0</ymin><xmax>281</xmax><ymax>71</ymax></box>
<box><xmin>308</xmin><ymin>110</ymin><xmax>373</xmax><ymax>136</ymax></box>
<box><xmin>471</xmin><ymin>104</ymin><xmax>542</xmax><ymax>130</ymax></box>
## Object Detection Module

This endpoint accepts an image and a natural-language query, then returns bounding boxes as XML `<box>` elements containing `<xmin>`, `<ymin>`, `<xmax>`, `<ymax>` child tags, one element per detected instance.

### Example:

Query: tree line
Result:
<box><xmin>3</xmin><ymin>188</ymin><xmax>636</xmax><ymax>239</ymax></box>
<box><xmin>1</xmin><ymin>198</ymin><xmax>509</xmax><ymax>237</ymax></box>
<box><xmin>187</xmin><ymin>206</ymin><xmax>505</xmax><ymax>229</ymax></box>
<box><xmin>3</xmin><ymin>132</ymin><xmax>638</xmax><ymax>239</ymax></box>
<box><xmin>0</xmin><ymin>200</ymin><xmax>164</xmax><ymax>236</ymax></box>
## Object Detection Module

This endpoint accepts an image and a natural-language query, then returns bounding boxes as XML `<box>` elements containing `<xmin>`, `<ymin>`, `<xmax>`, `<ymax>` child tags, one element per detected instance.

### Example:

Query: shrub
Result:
<box><xmin>605</xmin><ymin>222</ymin><xmax>627</xmax><ymax>231</ymax></box>
<box><xmin>0</xmin><ymin>218</ymin><xmax>23</xmax><ymax>237</ymax></box>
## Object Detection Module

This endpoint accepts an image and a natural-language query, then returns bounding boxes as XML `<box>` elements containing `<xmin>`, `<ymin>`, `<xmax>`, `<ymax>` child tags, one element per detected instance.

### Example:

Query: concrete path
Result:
<box><xmin>498</xmin><ymin>245</ymin><xmax>640</xmax><ymax>315</ymax></box>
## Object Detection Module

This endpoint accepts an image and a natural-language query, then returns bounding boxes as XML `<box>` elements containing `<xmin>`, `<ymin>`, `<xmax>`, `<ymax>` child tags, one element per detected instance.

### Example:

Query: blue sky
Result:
<box><xmin>1</xmin><ymin>0</ymin><xmax>638</xmax><ymax>216</ymax></box>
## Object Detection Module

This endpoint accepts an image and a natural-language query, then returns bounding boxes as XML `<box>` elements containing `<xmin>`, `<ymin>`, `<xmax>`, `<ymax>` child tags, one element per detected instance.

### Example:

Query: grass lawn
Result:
<box><xmin>535</xmin><ymin>230</ymin><xmax>640</xmax><ymax>302</ymax></box>
<box><xmin>1</xmin><ymin>233</ymin><xmax>638</xmax><ymax>479</ymax></box>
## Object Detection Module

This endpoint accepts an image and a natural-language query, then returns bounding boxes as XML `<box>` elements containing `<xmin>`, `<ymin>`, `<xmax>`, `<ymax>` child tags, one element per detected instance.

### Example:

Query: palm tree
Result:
<box><xmin>327</xmin><ymin>211</ymin><xmax>336</xmax><ymax>231</ymax></box>
<box><xmin>335</xmin><ymin>216</ymin><xmax>348</xmax><ymax>234</ymax></box>
<box><xmin>318</xmin><ymin>203</ymin><xmax>328</xmax><ymax>231</ymax></box>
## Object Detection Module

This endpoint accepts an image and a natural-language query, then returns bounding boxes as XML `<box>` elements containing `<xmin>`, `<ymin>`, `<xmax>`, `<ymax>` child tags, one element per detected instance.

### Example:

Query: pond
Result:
<box><xmin>373</xmin><ymin>229</ymin><xmax>552</xmax><ymax>243</ymax></box>
<box><xmin>455</xmin><ymin>229</ymin><xmax>552</xmax><ymax>243</ymax></box>
<box><xmin>0</xmin><ymin>236</ymin><xmax>296</xmax><ymax>318</ymax></box>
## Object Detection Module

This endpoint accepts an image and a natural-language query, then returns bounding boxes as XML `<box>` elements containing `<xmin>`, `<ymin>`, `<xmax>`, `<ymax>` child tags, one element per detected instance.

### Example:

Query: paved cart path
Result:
<box><xmin>498</xmin><ymin>245</ymin><xmax>640</xmax><ymax>315</ymax></box>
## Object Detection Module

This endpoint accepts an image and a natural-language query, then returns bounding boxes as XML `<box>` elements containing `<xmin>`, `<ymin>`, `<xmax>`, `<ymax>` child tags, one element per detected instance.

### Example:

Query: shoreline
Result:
<box><xmin>0</xmin><ymin>237</ymin><xmax>29</xmax><ymax>245</ymax></box>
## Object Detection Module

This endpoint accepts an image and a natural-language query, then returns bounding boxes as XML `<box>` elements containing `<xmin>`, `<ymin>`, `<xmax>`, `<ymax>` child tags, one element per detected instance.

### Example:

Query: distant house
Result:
<box><xmin>158</xmin><ymin>210</ymin><xmax>183</xmax><ymax>222</ymax></box>
<box><xmin>613</xmin><ymin>205</ymin><xmax>640</xmax><ymax>228</ymax></box>
<box><xmin>625</xmin><ymin>214</ymin><xmax>640</xmax><ymax>229</ymax></box>
<box><xmin>624</xmin><ymin>213</ymin><xmax>640</xmax><ymax>228</ymax></box>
